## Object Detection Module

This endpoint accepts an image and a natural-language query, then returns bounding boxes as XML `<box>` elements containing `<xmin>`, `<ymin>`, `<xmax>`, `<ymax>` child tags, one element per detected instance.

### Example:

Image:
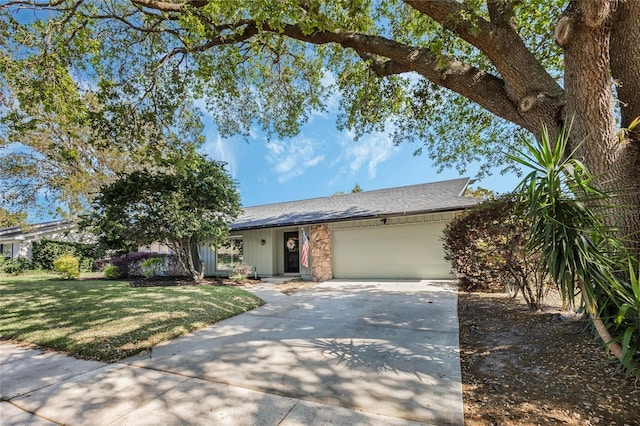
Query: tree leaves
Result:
<box><xmin>1</xmin><ymin>16</ymin><xmax>206</xmax><ymax>217</ymax></box>
<box><xmin>84</xmin><ymin>149</ymin><xmax>242</xmax><ymax>281</ymax></box>
<box><xmin>1</xmin><ymin>0</ymin><xmax>568</xmax><ymax>182</ymax></box>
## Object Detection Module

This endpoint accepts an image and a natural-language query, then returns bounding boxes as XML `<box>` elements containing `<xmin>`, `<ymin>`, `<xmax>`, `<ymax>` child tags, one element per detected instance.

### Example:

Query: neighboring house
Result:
<box><xmin>0</xmin><ymin>220</ymin><xmax>82</xmax><ymax>260</ymax></box>
<box><xmin>199</xmin><ymin>177</ymin><xmax>481</xmax><ymax>281</ymax></box>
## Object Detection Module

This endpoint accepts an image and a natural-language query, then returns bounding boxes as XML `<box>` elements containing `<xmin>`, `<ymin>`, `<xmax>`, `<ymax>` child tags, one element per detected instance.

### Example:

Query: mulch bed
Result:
<box><xmin>459</xmin><ymin>291</ymin><xmax>640</xmax><ymax>425</ymax></box>
<box><xmin>128</xmin><ymin>276</ymin><xmax>262</xmax><ymax>287</ymax></box>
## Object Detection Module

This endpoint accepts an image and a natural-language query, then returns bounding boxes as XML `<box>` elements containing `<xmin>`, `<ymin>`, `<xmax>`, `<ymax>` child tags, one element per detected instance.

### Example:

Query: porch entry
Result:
<box><xmin>283</xmin><ymin>231</ymin><xmax>299</xmax><ymax>273</ymax></box>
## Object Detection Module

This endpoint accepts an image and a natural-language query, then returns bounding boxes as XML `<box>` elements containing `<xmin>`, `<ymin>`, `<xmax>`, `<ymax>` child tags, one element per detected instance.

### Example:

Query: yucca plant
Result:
<box><xmin>508</xmin><ymin>122</ymin><xmax>639</xmax><ymax>378</ymax></box>
<box><xmin>603</xmin><ymin>259</ymin><xmax>640</xmax><ymax>377</ymax></box>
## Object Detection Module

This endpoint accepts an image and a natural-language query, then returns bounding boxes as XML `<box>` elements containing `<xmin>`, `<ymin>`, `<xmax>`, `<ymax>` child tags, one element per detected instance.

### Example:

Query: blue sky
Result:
<box><xmin>199</xmin><ymin>107</ymin><xmax>521</xmax><ymax>208</ymax></box>
<box><xmin>20</xmin><ymin>93</ymin><xmax>522</xmax><ymax>224</ymax></box>
<box><xmin>23</xmin><ymin>107</ymin><xmax>521</xmax><ymax>223</ymax></box>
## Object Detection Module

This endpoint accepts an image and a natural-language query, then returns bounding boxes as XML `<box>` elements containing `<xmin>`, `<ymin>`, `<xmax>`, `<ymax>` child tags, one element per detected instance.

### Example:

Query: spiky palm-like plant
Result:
<box><xmin>508</xmin><ymin>123</ymin><xmax>639</xmax><ymax>378</ymax></box>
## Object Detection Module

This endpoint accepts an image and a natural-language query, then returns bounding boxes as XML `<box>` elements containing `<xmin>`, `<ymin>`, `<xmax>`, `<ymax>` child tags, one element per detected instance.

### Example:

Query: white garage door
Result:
<box><xmin>332</xmin><ymin>222</ymin><xmax>453</xmax><ymax>279</ymax></box>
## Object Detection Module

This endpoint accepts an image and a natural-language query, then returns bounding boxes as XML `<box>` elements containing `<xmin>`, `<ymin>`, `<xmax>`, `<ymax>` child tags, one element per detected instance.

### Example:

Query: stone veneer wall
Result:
<box><xmin>310</xmin><ymin>224</ymin><xmax>332</xmax><ymax>282</ymax></box>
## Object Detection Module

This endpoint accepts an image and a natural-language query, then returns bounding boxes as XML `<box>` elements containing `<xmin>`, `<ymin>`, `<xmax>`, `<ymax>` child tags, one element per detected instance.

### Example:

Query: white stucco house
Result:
<box><xmin>0</xmin><ymin>220</ymin><xmax>84</xmax><ymax>260</ymax></box>
<box><xmin>199</xmin><ymin>177</ymin><xmax>480</xmax><ymax>281</ymax></box>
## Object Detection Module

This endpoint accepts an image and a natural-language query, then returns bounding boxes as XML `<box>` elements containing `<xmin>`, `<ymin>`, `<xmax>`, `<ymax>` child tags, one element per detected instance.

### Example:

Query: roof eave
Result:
<box><xmin>230</xmin><ymin>203</ymin><xmax>477</xmax><ymax>231</ymax></box>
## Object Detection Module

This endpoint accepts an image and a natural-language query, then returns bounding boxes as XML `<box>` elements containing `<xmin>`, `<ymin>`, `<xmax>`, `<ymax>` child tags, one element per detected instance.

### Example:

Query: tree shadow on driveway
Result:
<box><xmin>120</xmin><ymin>280</ymin><xmax>463</xmax><ymax>424</ymax></box>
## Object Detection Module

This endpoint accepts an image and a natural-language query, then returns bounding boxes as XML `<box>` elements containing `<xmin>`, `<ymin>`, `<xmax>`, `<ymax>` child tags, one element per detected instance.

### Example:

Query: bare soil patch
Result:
<box><xmin>459</xmin><ymin>291</ymin><xmax>640</xmax><ymax>425</ymax></box>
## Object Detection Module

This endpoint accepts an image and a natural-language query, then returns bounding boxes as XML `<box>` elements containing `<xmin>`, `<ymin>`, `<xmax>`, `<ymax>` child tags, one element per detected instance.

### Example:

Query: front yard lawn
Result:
<box><xmin>0</xmin><ymin>274</ymin><xmax>264</xmax><ymax>362</ymax></box>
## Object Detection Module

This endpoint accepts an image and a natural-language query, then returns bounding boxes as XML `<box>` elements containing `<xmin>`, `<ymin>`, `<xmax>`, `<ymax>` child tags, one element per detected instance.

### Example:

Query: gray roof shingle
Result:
<box><xmin>231</xmin><ymin>177</ymin><xmax>480</xmax><ymax>230</ymax></box>
<box><xmin>0</xmin><ymin>220</ymin><xmax>74</xmax><ymax>240</ymax></box>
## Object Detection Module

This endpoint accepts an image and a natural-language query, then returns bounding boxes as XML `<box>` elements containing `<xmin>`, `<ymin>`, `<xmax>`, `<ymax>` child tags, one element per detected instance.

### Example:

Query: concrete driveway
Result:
<box><xmin>1</xmin><ymin>280</ymin><xmax>463</xmax><ymax>425</ymax></box>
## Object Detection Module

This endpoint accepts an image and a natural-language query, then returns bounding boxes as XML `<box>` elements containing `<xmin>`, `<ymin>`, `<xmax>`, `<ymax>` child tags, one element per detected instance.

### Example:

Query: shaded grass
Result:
<box><xmin>0</xmin><ymin>273</ymin><xmax>264</xmax><ymax>362</ymax></box>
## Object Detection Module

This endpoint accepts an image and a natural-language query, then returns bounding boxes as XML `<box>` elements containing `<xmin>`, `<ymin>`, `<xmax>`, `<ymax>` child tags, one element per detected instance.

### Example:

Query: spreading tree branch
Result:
<box><xmin>487</xmin><ymin>0</ymin><xmax>517</xmax><ymax>30</ymax></box>
<box><xmin>275</xmin><ymin>23</ymin><xmax>526</xmax><ymax>129</ymax></box>
<box><xmin>129</xmin><ymin>0</ymin><xmax>208</xmax><ymax>13</ymax></box>
<box><xmin>404</xmin><ymin>0</ymin><xmax>564</xmax><ymax>133</ymax></box>
<box><xmin>355</xmin><ymin>51</ymin><xmax>412</xmax><ymax>77</ymax></box>
<box><xmin>3</xmin><ymin>0</ymin><xmax>564</xmax><ymax>137</ymax></box>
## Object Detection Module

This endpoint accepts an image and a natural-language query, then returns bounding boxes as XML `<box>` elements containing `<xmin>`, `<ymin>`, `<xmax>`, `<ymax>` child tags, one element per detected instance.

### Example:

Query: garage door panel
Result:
<box><xmin>332</xmin><ymin>223</ymin><xmax>452</xmax><ymax>279</ymax></box>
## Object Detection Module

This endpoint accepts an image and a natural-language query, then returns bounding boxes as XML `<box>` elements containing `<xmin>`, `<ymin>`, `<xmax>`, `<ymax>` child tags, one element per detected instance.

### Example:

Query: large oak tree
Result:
<box><xmin>1</xmin><ymin>0</ymin><xmax>638</xmax><ymax>248</ymax></box>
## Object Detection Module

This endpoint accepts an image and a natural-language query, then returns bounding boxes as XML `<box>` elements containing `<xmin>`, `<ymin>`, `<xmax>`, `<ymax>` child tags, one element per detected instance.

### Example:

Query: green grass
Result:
<box><xmin>0</xmin><ymin>273</ymin><xmax>264</xmax><ymax>362</ymax></box>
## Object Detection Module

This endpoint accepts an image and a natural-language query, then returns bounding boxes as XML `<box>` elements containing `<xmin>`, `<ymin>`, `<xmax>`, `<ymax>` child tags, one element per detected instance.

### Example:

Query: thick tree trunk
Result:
<box><xmin>611</xmin><ymin>1</ymin><xmax>640</xmax><ymax>131</ymax></box>
<box><xmin>170</xmin><ymin>238</ymin><xmax>201</xmax><ymax>282</ymax></box>
<box><xmin>608</xmin><ymin>136</ymin><xmax>640</xmax><ymax>253</ymax></box>
<box><xmin>190</xmin><ymin>238</ymin><xmax>205</xmax><ymax>281</ymax></box>
<box><xmin>556</xmin><ymin>1</ymin><xmax>639</xmax><ymax>375</ymax></box>
<box><xmin>610</xmin><ymin>0</ymin><xmax>640</xmax><ymax>253</ymax></box>
<box><xmin>182</xmin><ymin>238</ymin><xmax>201</xmax><ymax>282</ymax></box>
<box><xmin>560</xmin><ymin>0</ymin><xmax>640</xmax><ymax>252</ymax></box>
<box><xmin>561</xmin><ymin>2</ymin><xmax>616</xmax><ymax>171</ymax></box>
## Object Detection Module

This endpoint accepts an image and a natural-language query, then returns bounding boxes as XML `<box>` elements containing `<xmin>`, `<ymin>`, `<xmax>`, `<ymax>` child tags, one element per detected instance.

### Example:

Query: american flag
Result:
<box><xmin>300</xmin><ymin>229</ymin><xmax>309</xmax><ymax>268</ymax></box>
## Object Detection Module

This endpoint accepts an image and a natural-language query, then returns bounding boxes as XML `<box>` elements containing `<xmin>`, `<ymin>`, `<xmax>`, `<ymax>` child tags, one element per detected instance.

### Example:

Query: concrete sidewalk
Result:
<box><xmin>1</xmin><ymin>280</ymin><xmax>463</xmax><ymax>425</ymax></box>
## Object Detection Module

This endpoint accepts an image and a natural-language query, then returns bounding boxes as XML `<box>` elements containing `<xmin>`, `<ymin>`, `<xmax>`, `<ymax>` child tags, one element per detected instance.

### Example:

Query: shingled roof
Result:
<box><xmin>231</xmin><ymin>177</ymin><xmax>480</xmax><ymax>230</ymax></box>
<box><xmin>0</xmin><ymin>220</ymin><xmax>74</xmax><ymax>240</ymax></box>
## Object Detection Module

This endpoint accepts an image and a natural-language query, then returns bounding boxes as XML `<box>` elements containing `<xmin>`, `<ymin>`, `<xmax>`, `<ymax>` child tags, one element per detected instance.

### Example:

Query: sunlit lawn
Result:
<box><xmin>0</xmin><ymin>273</ymin><xmax>264</xmax><ymax>362</ymax></box>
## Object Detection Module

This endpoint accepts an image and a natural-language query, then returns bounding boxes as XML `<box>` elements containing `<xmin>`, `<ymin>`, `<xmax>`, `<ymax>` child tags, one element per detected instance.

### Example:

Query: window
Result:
<box><xmin>216</xmin><ymin>237</ymin><xmax>243</xmax><ymax>270</ymax></box>
<box><xmin>0</xmin><ymin>243</ymin><xmax>12</xmax><ymax>259</ymax></box>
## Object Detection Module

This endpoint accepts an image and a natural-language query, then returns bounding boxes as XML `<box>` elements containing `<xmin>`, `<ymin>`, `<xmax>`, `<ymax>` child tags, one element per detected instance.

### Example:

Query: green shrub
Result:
<box><xmin>140</xmin><ymin>257</ymin><xmax>163</xmax><ymax>279</ymax></box>
<box><xmin>229</xmin><ymin>273</ymin><xmax>245</xmax><ymax>282</ymax></box>
<box><xmin>606</xmin><ymin>259</ymin><xmax>640</xmax><ymax>379</ymax></box>
<box><xmin>443</xmin><ymin>194</ymin><xmax>552</xmax><ymax>310</ymax></box>
<box><xmin>0</xmin><ymin>257</ymin><xmax>29</xmax><ymax>275</ymax></box>
<box><xmin>229</xmin><ymin>263</ymin><xmax>252</xmax><ymax>283</ymax></box>
<box><xmin>32</xmin><ymin>239</ymin><xmax>103</xmax><ymax>272</ymax></box>
<box><xmin>53</xmin><ymin>255</ymin><xmax>80</xmax><ymax>279</ymax></box>
<box><xmin>103</xmin><ymin>264</ymin><xmax>121</xmax><ymax>280</ymax></box>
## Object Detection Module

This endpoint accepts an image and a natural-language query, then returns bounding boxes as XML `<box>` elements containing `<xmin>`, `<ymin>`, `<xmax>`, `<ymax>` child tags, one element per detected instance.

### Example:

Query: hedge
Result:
<box><xmin>32</xmin><ymin>239</ymin><xmax>105</xmax><ymax>272</ymax></box>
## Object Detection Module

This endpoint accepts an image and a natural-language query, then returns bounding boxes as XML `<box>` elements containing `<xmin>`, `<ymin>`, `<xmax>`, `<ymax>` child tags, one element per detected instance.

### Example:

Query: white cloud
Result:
<box><xmin>201</xmin><ymin>134</ymin><xmax>237</xmax><ymax>178</ymax></box>
<box><xmin>341</xmin><ymin>125</ymin><xmax>398</xmax><ymax>178</ymax></box>
<box><xmin>320</xmin><ymin>68</ymin><xmax>340</xmax><ymax>112</ymax></box>
<box><xmin>309</xmin><ymin>68</ymin><xmax>341</xmax><ymax>122</ymax></box>
<box><xmin>305</xmin><ymin>155</ymin><xmax>324</xmax><ymax>167</ymax></box>
<box><xmin>248</xmin><ymin>126</ymin><xmax>259</xmax><ymax>140</ymax></box>
<box><xmin>266</xmin><ymin>137</ymin><xmax>325</xmax><ymax>183</ymax></box>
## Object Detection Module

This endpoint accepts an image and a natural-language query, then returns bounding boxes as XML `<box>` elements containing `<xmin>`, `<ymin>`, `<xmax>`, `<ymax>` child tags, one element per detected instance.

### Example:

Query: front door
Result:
<box><xmin>283</xmin><ymin>231</ymin><xmax>300</xmax><ymax>273</ymax></box>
